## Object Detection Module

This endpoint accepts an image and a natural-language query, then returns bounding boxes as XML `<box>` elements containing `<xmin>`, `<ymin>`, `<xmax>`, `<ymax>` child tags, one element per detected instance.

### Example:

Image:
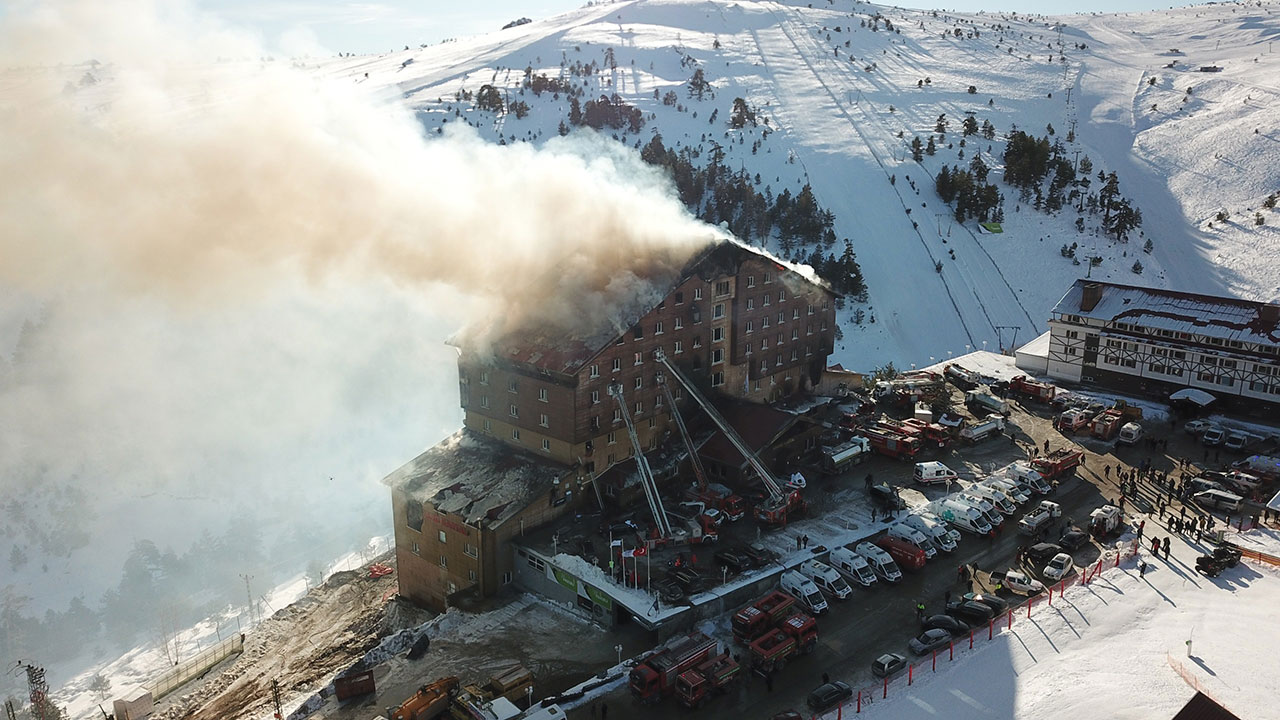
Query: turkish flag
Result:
<box><xmin>633</xmin><ymin>545</ymin><xmax>648</xmax><ymax>556</ymax></box>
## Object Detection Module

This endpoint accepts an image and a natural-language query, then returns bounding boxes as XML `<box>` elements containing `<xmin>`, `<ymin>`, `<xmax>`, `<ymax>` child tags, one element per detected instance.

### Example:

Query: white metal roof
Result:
<box><xmin>1051</xmin><ymin>280</ymin><xmax>1280</xmax><ymax>348</ymax></box>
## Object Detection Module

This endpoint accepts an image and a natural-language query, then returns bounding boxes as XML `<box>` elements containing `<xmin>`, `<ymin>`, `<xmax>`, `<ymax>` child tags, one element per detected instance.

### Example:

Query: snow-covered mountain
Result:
<box><xmin>310</xmin><ymin>0</ymin><xmax>1280</xmax><ymax>367</ymax></box>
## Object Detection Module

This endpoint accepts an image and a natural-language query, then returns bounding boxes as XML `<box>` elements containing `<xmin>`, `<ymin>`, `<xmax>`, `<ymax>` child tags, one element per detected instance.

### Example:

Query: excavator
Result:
<box><xmin>390</xmin><ymin>677</ymin><xmax>459</xmax><ymax>720</ymax></box>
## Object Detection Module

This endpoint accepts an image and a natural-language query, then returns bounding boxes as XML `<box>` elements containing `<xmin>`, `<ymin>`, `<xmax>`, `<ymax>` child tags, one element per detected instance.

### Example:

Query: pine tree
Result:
<box><xmin>911</xmin><ymin>136</ymin><xmax>924</xmax><ymax>162</ymax></box>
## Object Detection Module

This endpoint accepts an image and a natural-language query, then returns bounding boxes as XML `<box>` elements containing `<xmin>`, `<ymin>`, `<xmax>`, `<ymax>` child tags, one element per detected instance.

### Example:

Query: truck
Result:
<box><xmin>1030</xmin><ymin>448</ymin><xmax>1084</xmax><ymax>482</ymax></box>
<box><xmin>819</xmin><ymin>437</ymin><xmax>871</xmax><ymax>473</ymax></box>
<box><xmin>1117</xmin><ymin>422</ymin><xmax>1143</xmax><ymax>446</ymax></box>
<box><xmin>747</xmin><ymin>613</ymin><xmax>818</xmax><ymax>674</ymax></box>
<box><xmin>390</xmin><ymin>677</ymin><xmax>460</xmax><ymax>720</ymax></box>
<box><xmin>629</xmin><ymin>632</ymin><xmax>720</xmax><ymax>703</ymax></box>
<box><xmin>1088</xmin><ymin>505</ymin><xmax>1123</xmax><ymax>539</ymax></box>
<box><xmin>903</xmin><ymin>418</ymin><xmax>952</xmax><ymax>448</ymax></box>
<box><xmin>1009</xmin><ymin>375</ymin><xmax>1057</xmax><ymax>403</ymax></box>
<box><xmin>1090</xmin><ymin>409</ymin><xmax>1123</xmax><ymax>440</ymax></box>
<box><xmin>872</xmin><ymin>371</ymin><xmax>945</xmax><ymax>406</ymax></box>
<box><xmin>864</xmin><ymin>427</ymin><xmax>922</xmax><ymax>460</ymax></box>
<box><xmin>960</xmin><ymin>414</ymin><xmax>1007</xmax><ymax>443</ymax></box>
<box><xmin>731</xmin><ymin>590</ymin><xmax>797</xmax><ymax>644</ymax></box>
<box><xmin>1016</xmin><ymin>501</ymin><xmax>1061</xmax><ymax>536</ymax></box>
<box><xmin>674</xmin><ymin>652</ymin><xmax>741</xmax><ymax>708</ymax></box>
<box><xmin>875</xmin><ymin>535</ymin><xmax>927</xmax><ymax>570</ymax></box>
<box><xmin>944</xmin><ymin>363</ymin><xmax>982</xmax><ymax>390</ymax></box>
<box><xmin>965</xmin><ymin>390</ymin><xmax>1010</xmax><ymax>416</ymax></box>
<box><xmin>685</xmin><ymin>483</ymin><xmax>748</xmax><ymax>522</ymax></box>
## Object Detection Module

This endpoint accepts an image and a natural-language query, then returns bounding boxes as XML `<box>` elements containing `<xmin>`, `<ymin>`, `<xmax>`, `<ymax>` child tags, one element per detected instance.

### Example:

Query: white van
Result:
<box><xmin>983</xmin><ymin>478</ymin><xmax>1030</xmax><ymax>505</ymax></box>
<box><xmin>854</xmin><ymin>542</ymin><xmax>903</xmax><ymax>583</ymax></box>
<box><xmin>966</xmin><ymin>484</ymin><xmax>1017</xmax><ymax>515</ymax></box>
<box><xmin>886</xmin><ymin>523</ymin><xmax>938</xmax><ymax>559</ymax></box>
<box><xmin>903</xmin><ymin>513</ymin><xmax>959</xmax><ymax>553</ymax></box>
<box><xmin>913</xmin><ymin>461</ymin><xmax>958</xmax><ymax>486</ymax></box>
<box><xmin>956</xmin><ymin>493</ymin><xmax>1008</xmax><ymax>527</ymax></box>
<box><xmin>1010</xmin><ymin>462</ymin><xmax>1053</xmax><ymax>495</ymax></box>
<box><xmin>829</xmin><ymin>546</ymin><xmax>878</xmax><ymax>587</ymax></box>
<box><xmin>1192</xmin><ymin>489</ymin><xmax>1243</xmax><ymax>513</ymax></box>
<box><xmin>1117</xmin><ymin>422</ymin><xmax>1143</xmax><ymax>446</ymax></box>
<box><xmin>934</xmin><ymin>500</ymin><xmax>993</xmax><ymax>535</ymax></box>
<box><xmin>780</xmin><ymin>569</ymin><xmax>829</xmax><ymax>614</ymax></box>
<box><xmin>798</xmin><ymin>560</ymin><xmax>852</xmax><ymax>600</ymax></box>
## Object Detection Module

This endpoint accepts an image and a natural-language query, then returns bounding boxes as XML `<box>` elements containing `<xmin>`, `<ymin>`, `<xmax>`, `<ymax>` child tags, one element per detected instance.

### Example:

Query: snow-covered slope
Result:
<box><xmin>308</xmin><ymin>0</ymin><xmax>1280</xmax><ymax>367</ymax></box>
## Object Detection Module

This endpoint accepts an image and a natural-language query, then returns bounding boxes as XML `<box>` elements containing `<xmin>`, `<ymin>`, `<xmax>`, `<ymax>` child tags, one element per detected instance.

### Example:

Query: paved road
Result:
<box><xmin>566</xmin><ymin>396</ymin><xmax>1233</xmax><ymax>720</ymax></box>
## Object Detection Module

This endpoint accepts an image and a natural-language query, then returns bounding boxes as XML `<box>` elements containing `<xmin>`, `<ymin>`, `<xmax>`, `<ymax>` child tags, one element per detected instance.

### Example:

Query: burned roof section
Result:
<box><xmin>1052</xmin><ymin>279</ymin><xmax>1280</xmax><ymax>347</ymax></box>
<box><xmin>464</xmin><ymin>237</ymin><xmax>835</xmax><ymax>375</ymax></box>
<box><xmin>383</xmin><ymin>430</ymin><xmax>569</xmax><ymax>527</ymax></box>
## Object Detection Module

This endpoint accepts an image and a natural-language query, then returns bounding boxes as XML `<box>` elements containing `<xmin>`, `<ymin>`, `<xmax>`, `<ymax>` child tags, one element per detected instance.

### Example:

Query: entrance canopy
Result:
<box><xmin>1169</xmin><ymin>388</ymin><xmax>1216</xmax><ymax>407</ymax></box>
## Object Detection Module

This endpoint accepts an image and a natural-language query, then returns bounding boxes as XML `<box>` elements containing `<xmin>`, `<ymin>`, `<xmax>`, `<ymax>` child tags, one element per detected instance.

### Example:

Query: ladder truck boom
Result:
<box><xmin>609</xmin><ymin>382</ymin><xmax>672</xmax><ymax>538</ymax></box>
<box><xmin>654</xmin><ymin>351</ymin><xmax>785</xmax><ymax>503</ymax></box>
<box><xmin>658</xmin><ymin>375</ymin><xmax>711</xmax><ymax>490</ymax></box>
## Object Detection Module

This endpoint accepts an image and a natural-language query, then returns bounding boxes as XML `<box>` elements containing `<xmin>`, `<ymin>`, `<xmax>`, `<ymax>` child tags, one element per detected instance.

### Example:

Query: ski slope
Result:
<box><xmin>310</xmin><ymin>0</ymin><xmax>1280</xmax><ymax>369</ymax></box>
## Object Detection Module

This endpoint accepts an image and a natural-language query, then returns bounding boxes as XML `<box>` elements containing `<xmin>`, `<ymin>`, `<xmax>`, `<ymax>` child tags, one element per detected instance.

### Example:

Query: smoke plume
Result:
<box><xmin>0</xmin><ymin>0</ymin><xmax>719</xmax><ymax>684</ymax></box>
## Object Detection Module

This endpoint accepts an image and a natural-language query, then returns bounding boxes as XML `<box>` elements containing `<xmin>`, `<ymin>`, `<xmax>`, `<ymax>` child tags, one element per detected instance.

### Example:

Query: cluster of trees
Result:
<box><xmin>569</xmin><ymin>94</ymin><xmax>644</xmax><ymax>132</ymax></box>
<box><xmin>798</xmin><ymin>241</ymin><xmax>867</xmax><ymax>298</ymax></box>
<box><xmin>1001</xmin><ymin>131</ymin><xmax>1053</xmax><ymax>189</ymax></box>
<box><xmin>639</xmin><ymin>135</ymin><xmax>864</xmax><ymax>297</ymax></box>
<box><xmin>522</xmin><ymin>70</ymin><xmax>575</xmax><ymax>97</ymax></box>
<box><xmin>935</xmin><ymin>160</ymin><xmax>1003</xmax><ymax>223</ymax></box>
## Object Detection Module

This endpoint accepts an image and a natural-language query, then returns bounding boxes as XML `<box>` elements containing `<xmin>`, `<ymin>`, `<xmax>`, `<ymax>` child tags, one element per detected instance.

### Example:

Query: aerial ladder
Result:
<box><xmin>657</xmin><ymin>373</ymin><xmax>710</xmax><ymax>491</ymax></box>
<box><xmin>608</xmin><ymin>382</ymin><xmax>672</xmax><ymax>539</ymax></box>
<box><xmin>654</xmin><ymin>350</ymin><xmax>803</xmax><ymax>526</ymax></box>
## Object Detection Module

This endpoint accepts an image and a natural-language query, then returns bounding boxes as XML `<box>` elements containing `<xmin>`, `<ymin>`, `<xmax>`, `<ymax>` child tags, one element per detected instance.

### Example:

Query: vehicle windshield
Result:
<box><xmin>833</xmin><ymin>579</ymin><xmax>850</xmax><ymax>592</ymax></box>
<box><xmin>884</xmin><ymin>560</ymin><xmax>901</xmax><ymax>575</ymax></box>
<box><xmin>807</xmin><ymin>592</ymin><xmax>824</xmax><ymax>605</ymax></box>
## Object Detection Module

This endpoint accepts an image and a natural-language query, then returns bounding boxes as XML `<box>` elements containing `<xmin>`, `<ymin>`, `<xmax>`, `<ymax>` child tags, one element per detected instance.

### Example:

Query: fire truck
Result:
<box><xmin>674</xmin><ymin>652</ymin><xmax>741</xmax><ymax>708</ymax></box>
<box><xmin>731</xmin><ymin>590</ymin><xmax>798</xmax><ymax>644</ymax></box>
<box><xmin>1030</xmin><ymin>448</ymin><xmax>1083</xmax><ymax>482</ymax></box>
<box><xmin>863</xmin><ymin>427</ymin><xmax>922</xmax><ymax>460</ymax></box>
<box><xmin>746</xmin><ymin>613</ymin><xmax>819</xmax><ymax>674</ymax></box>
<box><xmin>1009</xmin><ymin>375</ymin><xmax>1057</xmax><ymax>403</ymax></box>
<box><xmin>902</xmin><ymin>418</ymin><xmax>951</xmax><ymax>448</ymax></box>
<box><xmin>629</xmin><ymin>632</ymin><xmax>719</xmax><ymax>704</ymax></box>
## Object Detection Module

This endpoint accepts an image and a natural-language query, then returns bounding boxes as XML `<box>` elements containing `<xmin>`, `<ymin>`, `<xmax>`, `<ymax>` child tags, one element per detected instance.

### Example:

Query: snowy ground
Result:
<box><xmin>812</xmin><ymin>526</ymin><xmax>1280</xmax><ymax>719</ymax></box>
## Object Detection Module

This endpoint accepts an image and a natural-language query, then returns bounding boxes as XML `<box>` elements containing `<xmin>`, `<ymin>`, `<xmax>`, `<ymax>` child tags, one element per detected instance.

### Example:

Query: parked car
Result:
<box><xmin>945</xmin><ymin>600</ymin><xmax>996</xmax><ymax>626</ymax></box>
<box><xmin>962</xmin><ymin>592</ymin><xmax>1009</xmax><ymax>614</ymax></box>
<box><xmin>1184</xmin><ymin>419</ymin><xmax>1213</xmax><ymax>436</ymax></box>
<box><xmin>870</xmin><ymin>482</ymin><xmax>906</xmax><ymax>511</ymax></box>
<box><xmin>1224</xmin><ymin>432</ymin><xmax>1250</xmax><ymax>452</ymax></box>
<box><xmin>921</xmin><ymin>614</ymin><xmax>970</xmax><ymax>637</ymax></box>
<box><xmin>1001</xmin><ymin>570</ymin><xmax>1045</xmax><ymax>595</ymax></box>
<box><xmin>1059</xmin><ymin>527</ymin><xmax>1090</xmax><ymax>550</ymax></box>
<box><xmin>1187</xmin><ymin>477</ymin><xmax>1228</xmax><ymax>495</ymax></box>
<box><xmin>671</xmin><ymin>568</ymin><xmax>704</xmax><ymax>593</ymax></box>
<box><xmin>1025</xmin><ymin>542</ymin><xmax>1064</xmax><ymax>564</ymax></box>
<box><xmin>871</xmin><ymin>653</ymin><xmax>907</xmax><ymax>678</ymax></box>
<box><xmin>714</xmin><ymin>547</ymin><xmax>753</xmax><ymax>573</ymax></box>
<box><xmin>909</xmin><ymin>628</ymin><xmax>953</xmax><ymax>655</ymax></box>
<box><xmin>771</xmin><ymin>712</ymin><xmax>803</xmax><ymax>720</ymax></box>
<box><xmin>1201</xmin><ymin>426</ymin><xmax>1227</xmax><ymax>447</ymax></box>
<box><xmin>741</xmin><ymin>544</ymin><xmax>777</xmax><ymax>567</ymax></box>
<box><xmin>1043</xmin><ymin>553</ymin><xmax>1074</xmax><ymax>581</ymax></box>
<box><xmin>655</xmin><ymin>579</ymin><xmax>685</xmax><ymax>603</ymax></box>
<box><xmin>806</xmin><ymin>681</ymin><xmax>853</xmax><ymax>711</ymax></box>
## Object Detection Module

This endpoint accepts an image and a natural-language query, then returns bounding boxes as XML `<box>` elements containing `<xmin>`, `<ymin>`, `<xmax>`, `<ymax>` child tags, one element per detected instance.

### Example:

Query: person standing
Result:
<box><xmin>1162</xmin><ymin>537</ymin><xmax>1171</xmax><ymax>559</ymax></box>
<box><xmin>915</xmin><ymin>601</ymin><xmax>926</xmax><ymax>620</ymax></box>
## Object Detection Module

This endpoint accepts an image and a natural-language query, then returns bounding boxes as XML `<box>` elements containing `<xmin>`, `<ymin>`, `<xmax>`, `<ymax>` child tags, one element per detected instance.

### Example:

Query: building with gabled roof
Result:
<box><xmin>1045</xmin><ymin>279</ymin><xmax>1280</xmax><ymax>409</ymax></box>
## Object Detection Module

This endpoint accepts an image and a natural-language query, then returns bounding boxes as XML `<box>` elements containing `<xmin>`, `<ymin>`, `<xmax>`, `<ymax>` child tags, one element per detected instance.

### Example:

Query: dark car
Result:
<box><xmin>771</xmin><ymin>713</ymin><xmax>804</xmax><ymax>720</ymax></box>
<box><xmin>908</xmin><ymin>628</ymin><xmax>953</xmax><ymax>655</ymax></box>
<box><xmin>655</xmin><ymin>579</ymin><xmax>685</xmax><ymax>604</ymax></box>
<box><xmin>946</xmin><ymin>600</ymin><xmax>997</xmax><ymax>626</ymax></box>
<box><xmin>1059</xmin><ymin>528</ymin><xmax>1089</xmax><ymax>550</ymax></box>
<box><xmin>671</xmin><ymin>568</ymin><xmax>703</xmax><ymax>593</ymax></box>
<box><xmin>806</xmin><ymin>681</ymin><xmax>853</xmax><ymax>711</ymax></box>
<box><xmin>871</xmin><ymin>653</ymin><xmax>908</xmax><ymax>678</ymax></box>
<box><xmin>741</xmin><ymin>543</ymin><xmax>778</xmax><ymax>567</ymax></box>
<box><xmin>714</xmin><ymin>547</ymin><xmax>753</xmax><ymax>573</ymax></box>
<box><xmin>922</xmin><ymin>614</ymin><xmax>970</xmax><ymax>637</ymax></box>
<box><xmin>870</xmin><ymin>483</ymin><xmax>906</xmax><ymax>510</ymax></box>
<box><xmin>1026</xmin><ymin>542</ymin><xmax>1064</xmax><ymax>564</ymax></box>
<box><xmin>962</xmin><ymin>592</ymin><xmax>1009</xmax><ymax>614</ymax></box>
<box><xmin>596</xmin><ymin>519</ymin><xmax>640</xmax><ymax>539</ymax></box>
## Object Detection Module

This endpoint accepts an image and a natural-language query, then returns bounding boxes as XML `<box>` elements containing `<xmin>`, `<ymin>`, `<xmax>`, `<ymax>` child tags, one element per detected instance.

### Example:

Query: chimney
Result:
<box><xmin>1080</xmin><ymin>282</ymin><xmax>1104</xmax><ymax>312</ymax></box>
<box><xmin>1260</xmin><ymin>303</ymin><xmax>1280</xmax><ymax>326</ymax></box>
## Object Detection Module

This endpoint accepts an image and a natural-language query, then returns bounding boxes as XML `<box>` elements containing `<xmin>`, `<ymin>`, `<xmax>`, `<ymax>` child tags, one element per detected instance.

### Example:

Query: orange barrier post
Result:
<box><xmin>883</xmin><ymin>675</ymin><xmax>888</xmax><ymax>699</ymax></box>
<box><xmin>933</xmin><ymin>649</ymin><xmax>937</xmax><ymax>671</ymax></box>
<box><xmin>909</xmin><ymin>664</ymin><xmax>913</xmax><ymax>685</ymax></box>
<box><xmin>988</xmin><ymin>618</ymin><xmax>993</xmax><ymax>640</ymax></box>
<box><xmin>969</xmin><ymin>629</ymin><xmax>973</xmax><ymax>649</ymax></box>
<box><xmin>857</xmin><ymin>691</ymin><xmax>861</xmax><ymax>713</ymax></box>
<box><xmin>1007</xmin><ymin>608</ymin><xmax>1013</xmax><ymax>629</ymax></box>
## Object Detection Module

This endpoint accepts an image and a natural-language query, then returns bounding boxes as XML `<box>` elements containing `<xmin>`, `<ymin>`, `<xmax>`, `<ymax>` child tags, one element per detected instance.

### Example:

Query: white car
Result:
<box><xmin>1043</xmin><ymin>553</ymin><xmax>1074</xmax><ymax>581</ymax></box>
<box><xmin>1003</xmin><ymin>569</ymin><xmax>1045</xmax><ymax>595</ymax></box>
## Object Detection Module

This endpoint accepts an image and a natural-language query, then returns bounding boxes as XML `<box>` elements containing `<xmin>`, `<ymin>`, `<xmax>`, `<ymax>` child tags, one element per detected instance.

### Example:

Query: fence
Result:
<box><xmin>835</xmin><ymin>540</ymin><xmax>1141</xmax><ymax>716</ymax></box>
<box><xmin>148</xmin><ymin>633</ymin><xmax>245</xmax><ymax>700</ymax></box>
<box><xmin>1230</xmin><ymin>543</ymin><xmax>1280</xmax><ymax>567</ymax></box>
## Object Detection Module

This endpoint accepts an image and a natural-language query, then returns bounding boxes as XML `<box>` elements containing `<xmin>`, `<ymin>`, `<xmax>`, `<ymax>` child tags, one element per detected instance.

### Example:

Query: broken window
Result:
<box><xmin>405</xmin><ymin>498</ymin><xmax>424</xmax><ymax>532</ymax></box>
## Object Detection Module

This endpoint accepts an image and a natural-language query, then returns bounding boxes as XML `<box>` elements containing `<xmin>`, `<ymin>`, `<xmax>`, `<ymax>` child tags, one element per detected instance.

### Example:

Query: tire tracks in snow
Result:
<box><xmin>771</xmin><ymin>3</ymin><xmax>1040</xmax><ymax>342</ymax></box>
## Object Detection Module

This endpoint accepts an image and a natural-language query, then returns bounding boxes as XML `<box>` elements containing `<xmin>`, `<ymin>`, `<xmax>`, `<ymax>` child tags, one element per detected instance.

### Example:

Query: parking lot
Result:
<box><xmin>567</xmin><ymin>377</ymin><xmax>1278</xmax><ymax>720</ymax></box>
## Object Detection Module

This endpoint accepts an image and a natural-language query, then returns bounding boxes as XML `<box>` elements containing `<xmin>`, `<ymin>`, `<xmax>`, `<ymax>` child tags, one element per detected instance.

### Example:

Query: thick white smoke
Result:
<box><xmin>0</xmin><ymin>0</ymin><xmax>719</xmax><ymax>683</ymax></box>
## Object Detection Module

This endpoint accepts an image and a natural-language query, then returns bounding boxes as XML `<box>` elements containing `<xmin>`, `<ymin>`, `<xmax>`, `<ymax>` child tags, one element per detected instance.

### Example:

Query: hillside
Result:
<box><xmin>312</xmin><ymin>0</ymin><xmax>1280</xmax><ymax>367</ymax></box>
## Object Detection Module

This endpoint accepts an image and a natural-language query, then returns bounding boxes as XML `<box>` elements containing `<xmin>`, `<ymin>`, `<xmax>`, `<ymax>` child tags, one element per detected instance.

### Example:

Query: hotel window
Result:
<box><xmin>634</xmin><ymin>352</ymin><xmax>643</xmax><ymax>366</ymax></box>
<box><xmin>655</xmin><ymin>321</ymin><xmax>664</xmax><ymax>335</ymax></box>
<box><xmin>793</xmin><ymin>309</ymin><xmax>800</xmax><ymax>320</ymax></box>
<box><xmin>589</xmin><ymin>364</ymin><xmax>599</xmax><ymax>378</ymax></box>
<box><xmin>792</xmin><ymin>329</ymin><xmax>800</xmax><ymax>341</ymax></box>
<box><xmin>693</xmin><ymin>336</ymin><xmax>703</xmax><ymax>348</ymax></box>
<box><xmin>439</xmin><ymin>556</ymin><xmax>448</xmax><ymax>568</ymax></box>
<box><xmin>539</xmin><ymin>413</ymin><xmax>549</xmax><ymax>428</ymax></box>
<box><xmin>412</xmin><ymin>541</ymin><xmax>419</xmax><ymax>555</ymax></box>
<box><xmin>674</xmin><ymin>340</ymin><xmax>684</xmax><ymax>354</ymax></box>
<box><xmin>480</xmin><ymin>394</ymin><xmax>490</xmax><ymax>409</ymax></box>
<box><xmin>746</xmin><ymin>298</ymin><xmax>754</xmax><ymax>311</ymax></box>
<box><xmin>675</xmin><ymin>291</ymin><xmax>684</xmax><ymax>304</ymax></box>
<box><xmin>760</xmin><ymin>360</ymin><xmax>768</xmax><ymax>373</ymax></box>
<box><xmin>612</xmin><ymin>358</ymin><xmax>622</xmax><ymax>372</ymax></box>
<box><xmin>464</xmin><ymin>543</ymin><xmax>478</xmax><ymax>558</ymax></box>
<box><xmin>509</xmin><ymin>379</ymin><xmax>519</xmax><ymax>393</ymax></box>
<box><xmin>776</xmin><ymin>354</ymin><xmax>783</xmax><ymax>367</ymax></box>
<box><xmin>511</xmin><ymin>428</ymin><xmax>521</xmax><ymax>441</ymax></box>
<box><xmin>694</xmin><ymin>288</ymin><xmax>703</xmax><ymax>300</ymax></box>
<box><xmin>746</xmin><ymin>320</ymin><xmax>754</xmax><ymax>334</ymax></box>
<box><xmin>538</xmin><ymin>388</ymin><xmax>548</xmax><ymax>402</ymax></box>
<box><xmin>591</xmin><ymin>390</ymin><xmax>601</xmax><ymax>404</ymax></box>
<box><xmin>778</xmin><ymin>290</ymin><xmax>786</xmax><ymax>302</ymax></box>
<box><xmin>713</xmin><ymin>326</ymin><xmax>725</xmax><ymax>342</ymax></box>
<box><xmin>608</xmin><ymin>431</ymin><xmax>617</xmax><ymax>445</ymax></box>
<box><xmin>482</xmin><ymin>419</ymin><xmax>491</xmax><ymax>432</ymax></box>
<box><xmin>712</xmin><ymin>348</ymin><xmax>724</xmax><ymax>364</ymax></box>
<box><xmin>469</xmin><ymin>570</ymin><xmax>478</xmax><ymax>582</ymax></box>
<box><xmin>634</xmin><ymin>401</ymin><xmax>643</xmax><ymax>415</ymax></box>
<box><xmin>541</xmin><ymin>439</ymin><xmax>551</xmax><ymax>452</ymax></box>
<box><xmin>715</xmin><ymin>280</ymin><xmax>731</xmax><ymax>296</ymax></box>
<box><xmin>439</xmin><ymin>530</ymin><xmax>447</xmax><ymax>543</ymax></box>
<box><xmin>762</xmin><ymin>317</ymin><xmax>771</xmax><ymax>329</ymax></box>
<box><xmin>633</xmin><ymin>325</ymin><xmax>643</xmax><ymax>340</ymax></box>
<box><xmin>746</xmin><ymin>275</ymin><xmax>756</xmax><ymax>288</ymax></box>
<box><xmin>807</xmin><ymin>304</ymin><xmax>815</xmax><ymax>316</ymax></box>
<box><xmin>713</xmin><ymin>303</ymin><xmax>725</xmax><ymax>320</ymax></box>
<box><xmin>634</xmin><ymin>376</ymin><xmax>643</xmax><ymax>390</ymax></box>
<box><xmin>612</xmin><ymin>408</ymin><xmax>621</xmax><ymax>423</ymax></box>
<box><xmin>674</xmin><ymin>317</ymin><xmax>684</xmax><ymax>330</ymax></box>
<box><xmin>479</xmin><ymin>371</ymin><xmax>489</xmax><ymax>385</ymax></box>
<box><xmin>509</xmin><ymin>404</ymin><xmax>519</xmax><ymax>418</ymax></box>
<box><xmin>711</xmin><ymin>372</ymin><xmax>725</xmax><ymax>387</ymax></box>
